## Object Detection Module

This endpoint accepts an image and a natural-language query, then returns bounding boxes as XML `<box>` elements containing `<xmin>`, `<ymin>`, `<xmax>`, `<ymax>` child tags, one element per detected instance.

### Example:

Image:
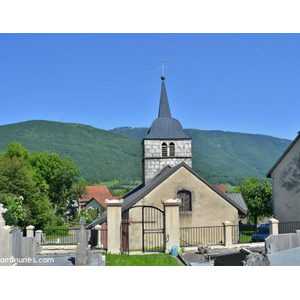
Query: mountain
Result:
<box><xmin>0</xmin><ymin>121</ymin><xmax>142</xmax><ymax>183</ymax></box>
<box><xmin>111</xmin><ymin>127</ymin><xmax>292</xmax><ymax>185</ymax></box>
<box><xmin>0</xmin><ymin>121</ymin><xmax>292</xmax><ymax>185</ymax></box>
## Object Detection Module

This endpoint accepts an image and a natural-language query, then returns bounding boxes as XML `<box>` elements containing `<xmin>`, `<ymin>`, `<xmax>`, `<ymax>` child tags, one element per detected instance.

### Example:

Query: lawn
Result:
<box><xmin>104</xmin><ymin>253</ymin><xmax>181</xmax><ymax>266</ymax></box>
<box><xmin>239</xmin><ymin>231</ymin><xmax>254</xmax><ymax>243</ymax></box>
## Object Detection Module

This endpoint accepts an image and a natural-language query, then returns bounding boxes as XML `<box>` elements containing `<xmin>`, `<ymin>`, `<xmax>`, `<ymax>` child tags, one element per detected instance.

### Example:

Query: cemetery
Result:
<box><xmin>2</xmin><ymin>200</ymin><xmax>300</xmax><ymax>266</ymax></box>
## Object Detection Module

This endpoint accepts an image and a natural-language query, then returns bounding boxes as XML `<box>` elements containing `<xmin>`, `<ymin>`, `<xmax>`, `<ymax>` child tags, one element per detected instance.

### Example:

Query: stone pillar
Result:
<box><xmin>24</xmin><ymin>225</ymin><xmax>38</xmax><ymax>265</ymax></box>
<box><xmin>26</xmin><ymin>225</ymin><xmax>35</xmax><ymax>237</ymax></box>
<box><xmin>105</xmin><ymin>199</ymin><xmax>123</xmax><ymax>254</ymax></box>
<box><xmin>269</xmin><ymin>218</ymin><xmax>279</xmax><ymax>235</ymax></box>
<box><xmin>95</xmin><ymin>224</ymin><xmax>102</xmax><ymax>248</ymax></box>
<box><xmin>35</xmin><ymin>230</ymin><xmax>43</xmax><ymax>244</ymax></box>
<box><xmin>223</xmin><ymin>221</ymin><xmax>232</xmax><ymax>246</ymax></box>
<box><xmin>163</xmin><ymin>198</ymin><xmax>181</xmax><ymax>253</ymax></box>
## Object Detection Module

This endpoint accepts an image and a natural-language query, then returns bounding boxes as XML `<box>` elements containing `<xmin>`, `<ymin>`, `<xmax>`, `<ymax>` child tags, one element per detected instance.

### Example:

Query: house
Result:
<box><xmin>267</xmin><ymin>132</ymin><xmax>300</xmax><ymax>223</ymax></box>
<box><xmin>78</xmin><ymin>185</ymin><xmax>119</xmax><ymax>211</ymax></box>
<box><xmin>87</xmin><ymin>74</ymin><xmax>248</xmax><ymax>250</ymax></box>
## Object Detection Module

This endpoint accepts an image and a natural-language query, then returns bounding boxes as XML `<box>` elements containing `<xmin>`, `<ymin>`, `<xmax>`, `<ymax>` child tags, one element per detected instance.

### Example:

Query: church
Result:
<box><xmin>87</xmin><ymin>72</ymin><xmax>248</xmax><ymax>250</ymax></box>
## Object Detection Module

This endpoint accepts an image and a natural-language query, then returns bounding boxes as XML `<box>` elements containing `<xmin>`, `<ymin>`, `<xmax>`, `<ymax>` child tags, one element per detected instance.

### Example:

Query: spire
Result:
<box><xmin>158</xmin><ymin>77</ymin><xmax>172</xmax><ymax>118</ymax></box>
<box><xmin>144</xmin><ymin>63</ymin><xmax>191</xmax><ymax>140</ymax></box>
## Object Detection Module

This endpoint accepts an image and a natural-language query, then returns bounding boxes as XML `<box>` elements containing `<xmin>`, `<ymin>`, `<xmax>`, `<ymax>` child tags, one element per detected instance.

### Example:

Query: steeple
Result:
<box><xmin>144</xmin><ymin>76</ymin><xmax>190</xmax><ymax>140</ymax></box>
<box><xmin>142</xmin><ymin>64</ymin><xmax>192</xmax><ymax>185</ymax></box>
<box><xmin>158</xmin><ymin>76</ymin><xmax>171</xmax><ymax>118</ymax></box>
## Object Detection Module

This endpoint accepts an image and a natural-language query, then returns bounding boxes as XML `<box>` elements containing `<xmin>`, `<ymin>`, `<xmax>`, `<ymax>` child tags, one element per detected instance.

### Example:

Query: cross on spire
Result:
<box><xmin>159</xmin><ymin>59</ymin><xmax>167</xmax><ymax>79</ymax></box>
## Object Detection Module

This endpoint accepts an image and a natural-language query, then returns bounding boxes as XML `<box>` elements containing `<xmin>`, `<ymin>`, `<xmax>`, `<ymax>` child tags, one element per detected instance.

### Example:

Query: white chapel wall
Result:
<box><xmin>272</xmin><ymin>138</ymin><xmax>300</xmax><ymax>222</ymax></box>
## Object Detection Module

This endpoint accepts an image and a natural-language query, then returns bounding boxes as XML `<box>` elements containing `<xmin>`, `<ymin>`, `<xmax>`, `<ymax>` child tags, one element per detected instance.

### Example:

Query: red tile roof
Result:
<box><xmin>214</xmin><ymin>185</ymin><xmax>226</xmax><ymax>194</ymax></box>
<box><xmin>78</xmin><ymin>186</ymin><xmax>119</xmax><ymax>207</ymax></box>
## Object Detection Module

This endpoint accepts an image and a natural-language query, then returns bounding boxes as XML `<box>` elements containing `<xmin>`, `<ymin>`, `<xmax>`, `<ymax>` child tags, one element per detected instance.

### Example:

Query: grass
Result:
<box><xmin>239</xmin><ymin>231</ymin><xmax>254</xmax><ymax>243</ymax></box>
<box><xmin>104</xmin><ymin>253</ymin><xmax>181</xmax><ymax>266</ymax></box>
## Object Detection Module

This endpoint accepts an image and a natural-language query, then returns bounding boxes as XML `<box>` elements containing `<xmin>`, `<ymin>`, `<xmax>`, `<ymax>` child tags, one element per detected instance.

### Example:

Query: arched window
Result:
<box><xmin>162</xmin><ymin>143</ymin><xmax>168</xmax><ymax>157</ymax></box>
<box><xmin>169</xmin><ymin>142</ymin><xmax>175</xmax><ymax>156</ymax></box>
<box><xmin>177</xmin><ymin>190</ymin><xmax>192</xmax><ymax>211</ymax></box>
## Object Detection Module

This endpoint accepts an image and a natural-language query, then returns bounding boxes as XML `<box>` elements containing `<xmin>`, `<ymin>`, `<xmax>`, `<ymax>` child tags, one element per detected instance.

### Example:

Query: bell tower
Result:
<box><xmin>142</xmin><ymin>72</ymin><xmax>192</xmax><ymax>185</ymax></box>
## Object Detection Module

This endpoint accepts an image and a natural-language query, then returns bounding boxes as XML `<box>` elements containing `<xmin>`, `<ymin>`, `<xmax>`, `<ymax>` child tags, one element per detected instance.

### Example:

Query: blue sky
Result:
<box><xmin>1</xmin><ymin>33</ymin><xmax>300</xmax><ymax>140</ymax></box>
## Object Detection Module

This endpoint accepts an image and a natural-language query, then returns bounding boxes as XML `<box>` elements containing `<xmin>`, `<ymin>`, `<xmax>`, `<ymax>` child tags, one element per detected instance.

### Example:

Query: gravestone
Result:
<box><xmin>11</xmin><ymin>227</ymin><xmax>23</xmax><ymax>262</ymax></box>
<box><xmin>214</xmin><ymin>251</ymin><xmax>247</xmax><ymax>266</ymax></box>
<box><xmin>265</xmin><ymin>230</ymin><xmax>300</xmax><ymax>254</ymax></box>
<box><xmin>0</xmin><ymin>203</ymin><xmax>12</xmax><ymax>265</ymax></box>
<box><xmin>0</xmin><ymin>203</ymin><xmax>7</xmax><ymax>226</ymax></box>
<box><xmin>267</xmin><ymin>246</ymin><xmax>300</xmax><ymax>266</ymax></box>
<box><xmin>0</xmin><ymin>204</ymin><xmax>37</xmax><ymax>266</ymax></box>
<box><xmin>243</xmin><ymin>253</ymin><xmax>270</xmax><ymax>266</ymax></box>
<box><xmin>75</xmin><ymin>217</ymin><xmax>90</xmax><ymax>266</ymax></box>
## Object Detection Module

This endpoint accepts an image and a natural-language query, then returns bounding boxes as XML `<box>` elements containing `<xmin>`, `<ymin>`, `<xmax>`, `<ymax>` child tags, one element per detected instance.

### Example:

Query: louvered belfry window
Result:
<box><xmin>177</xmin><ymin>190</ymin><xmax>192</xmax><ymax>211</ymax></box>
<box><xmin>169</xmin><ymin>142</ymin><xmax>175</xmax><ymax>156</ymax></box>
<box><xmin>162</xmin><ymin>143</ymin><xmax>168</xmax><ymax>157</ymax></box>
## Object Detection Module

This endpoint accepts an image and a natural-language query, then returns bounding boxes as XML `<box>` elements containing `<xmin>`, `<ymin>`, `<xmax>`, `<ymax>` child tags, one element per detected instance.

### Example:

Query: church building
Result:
<box><xmin>87</xmin><ymin>72</ymin><xmax>248</xmax><ymax>250</ymax></box>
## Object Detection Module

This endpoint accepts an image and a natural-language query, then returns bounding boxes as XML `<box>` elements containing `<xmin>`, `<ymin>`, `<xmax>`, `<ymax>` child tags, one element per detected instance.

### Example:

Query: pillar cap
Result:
<box><xmin>105</xmin><ymin>198</ymin><xmax>123</xmax><ymax>206</ymax></box>
<box><xmin>162</xmin><ymin>198</ymin><xmax>181</xmax><ymax>206</ymax></box>
<box><xmin>269</xmin><ymin>218</ymin><xmax>279</xmax><ymax>224</ymax></box>
<box><xmin>222</xmin><ymin>221</ymin><xmax>232</xmax><ymax>226</ymax></box>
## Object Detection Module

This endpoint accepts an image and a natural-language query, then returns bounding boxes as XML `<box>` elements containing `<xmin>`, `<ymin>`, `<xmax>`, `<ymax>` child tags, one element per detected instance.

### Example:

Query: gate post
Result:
<box><xmin>163</xmin><ymin>198</ymin><xmax>181</xmax><ymax>253</ymax></box>
<box><xmin>105</xmin><ymin>199</ymin><xmax>123</xmax><ymax>254</ymax></box>
<box><xmin>223</xmin><ymin>221</ymin><xmax>232</xmax><ymax>246</ymax></box>
<box><xmin>26</xmin><ymin>225</ymin><xmax>35</xmax><ymax>237</ymax></box>
<box><xmin>95</xmin><ymin>224</ymin><xmax>102</xmax><ymax>248</ymax></box>
<box><xmin>269</xmin><ymin>218</ymin><xmax>279</xmax><ymax>235</ymax></box>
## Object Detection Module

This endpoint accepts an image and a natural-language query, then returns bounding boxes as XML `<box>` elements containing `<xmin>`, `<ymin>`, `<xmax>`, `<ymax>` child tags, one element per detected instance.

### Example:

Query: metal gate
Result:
<box><xmin>121</xmin><ymin>205</ymin><xmax>165</xmax><ymax>254</ymax></box>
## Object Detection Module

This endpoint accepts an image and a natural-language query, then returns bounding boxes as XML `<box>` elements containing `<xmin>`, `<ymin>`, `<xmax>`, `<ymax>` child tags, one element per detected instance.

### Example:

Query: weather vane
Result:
<box><xmin>159</xmin><ymin>59</ymin><xmax>167</xmax><ymax>78</ymax></box>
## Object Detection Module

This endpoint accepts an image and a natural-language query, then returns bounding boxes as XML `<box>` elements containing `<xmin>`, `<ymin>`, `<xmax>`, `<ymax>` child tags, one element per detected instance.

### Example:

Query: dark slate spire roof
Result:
<box><xmin>144</xmin><ymin>76</ymin><xmax>191</xmax><ymax>140</ymax></box>
<box><xmin>158</xmin><ymin>77</ymin><xmax>171</xmax><ymax>118</ymax></box>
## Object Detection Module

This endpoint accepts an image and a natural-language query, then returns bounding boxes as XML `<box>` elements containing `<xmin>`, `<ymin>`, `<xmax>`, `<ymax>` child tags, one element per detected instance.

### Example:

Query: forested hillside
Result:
<box><xmin>111</xmin><ymin>127</ymin><xmax>292</xmax><ymax>185</ymax></box>
<box><xmin>0</xmin><ymin>121</ymin><xmax>292</xmax><ymax>185</ymax></box>
<box><xmin>0</xmin><ymin>121</ymin><xmax>142</xmax><ymax>183</ymax></box>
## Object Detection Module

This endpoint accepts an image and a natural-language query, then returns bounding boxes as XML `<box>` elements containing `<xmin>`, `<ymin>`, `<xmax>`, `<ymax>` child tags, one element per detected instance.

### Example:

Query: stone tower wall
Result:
<box><xmin>143</xmin><ymin>139</ymin><xmax>192</xmax><ymax>184</ymax></box>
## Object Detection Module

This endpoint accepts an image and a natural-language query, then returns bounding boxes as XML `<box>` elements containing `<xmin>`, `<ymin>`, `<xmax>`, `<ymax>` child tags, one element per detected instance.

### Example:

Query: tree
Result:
<box><xmin>29</xmin><ymin>152</ymin><xmax>81</xmax><ymax>221</ymax></box>
<box><xmin>235</xmin><ymin>177</ymin><xmax>273</xmax><ymax>224</ymax></box>
<box><xmin>0</xmin><ymin>142</ymin><xmax>83</xmax><ymax>229</ymax></box>
<box><xmin>0</xmin><ymin>155</ymin><xmax>52</xmax><ymax>229</ymax></box>
<box><xmin>1</xmin><ymin>141</ymin><xmax>30</xmax><ymax>160</ymax></box>
<box><xmin>0</xmin><ymin>194</ymin><xmax>27</xmax><ymax>228</ymax></box>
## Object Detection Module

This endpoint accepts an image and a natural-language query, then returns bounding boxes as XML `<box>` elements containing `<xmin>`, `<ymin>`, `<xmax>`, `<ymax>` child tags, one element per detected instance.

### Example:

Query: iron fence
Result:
<box><xmin>43</xmin><ymin>228</ymin><xmax>80</xmax><ymax>245</ymax></box>
<box><xmin>278</xmin><ymin>221</ymin><xmax>300</xmax><ymax>234</ymax></box>
<box><xmin>180</xmin><ymin>223</ymin><xmax>271</xmax><ymax>246</ymax></box>
<box><xmin>180</xmin><ymin>226</ymin><xmax>224</xmax><ymax>247</ymax></box>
